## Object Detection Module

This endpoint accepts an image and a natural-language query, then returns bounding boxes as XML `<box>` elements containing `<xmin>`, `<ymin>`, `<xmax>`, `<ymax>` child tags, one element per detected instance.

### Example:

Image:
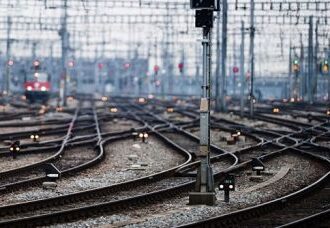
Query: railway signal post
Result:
<box><xmin>189</xmin><ymin>0</ymin><xmax>218</xmax><ymax>206</ymax></box>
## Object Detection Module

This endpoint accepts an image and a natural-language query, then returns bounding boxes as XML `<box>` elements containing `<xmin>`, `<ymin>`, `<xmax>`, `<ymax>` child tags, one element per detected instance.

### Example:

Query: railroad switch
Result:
<box><xmin>252</xmin><ymin>157</ymin><xmax>265</xmax><ymax>176</ymax></box>
<box><xmin>9</xmin><ymin>141</ymin><xmax>20</xmax><ymax>159</ymax></box>
<box><xmin>218</xmin><ymin>174</ymin><xmax>235</xmax><ymax>203</ymax></box>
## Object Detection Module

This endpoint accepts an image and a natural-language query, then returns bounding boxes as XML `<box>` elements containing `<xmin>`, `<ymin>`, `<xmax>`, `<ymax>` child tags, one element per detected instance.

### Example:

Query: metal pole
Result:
<box><xmin>4</xmin><ymin>16</ymin><xmax>12</xmax><ymax>96</ymax></box>
<box><xmin>220</xmin><ymin>0</ymin><xmax>228</xmax><ymax>112</ymax></box>
<box><xmin>313</xmin><ymin>20</ymin><xmax>319</xmax><ymax>102</ymax></box>
<box><xmin>224</xmin><ymin>190</ymin><xmax>229</xmax><ymax>203</ymax></box>
<box><xmin>307</xmin><ymin>16</ymin><xmax>313</xmax><ymax>104</ymax></box>
<box><xmin>215</xmin><ymin>10</ymin><xmax>221</xmax><ymax>112</ymax></box>
<box><xmin>240</xmin><ymin>21</ymin><xmax>245</xmax><ymax>117</ymax></box>
<box><xmin>189</xmin><ymin>26</ymin><xmax>215</xmax><ymax>206</ymax></box>
<box><xmin>294</xmin><ymin>67</ymin><xmax>299</xmax><ymax>100</ymax></box>
<box><xmin>300</xmin><ymin>34</ymin><xmax>305</xmax><ymax>99</ymax></box>
<box><xmin>233</xmin><ymin>31</ymin><xmax>237</xmax><ymax>97</ymax></box>
<box><xmin>288</xmin><ymin>43</ymin><xmax>292</xmax><ymax>99</ymax></box>
<box><xmin>249</xmin><ymin>0</ymin><xmax>255</xmax><ymax>117</ymax></box>
<box><xmin>328</xmin><ymin>41</ymin><xmax>330</xmax><ymax>102</ymax></box>
<box><xmin>60</xmin><ymin>0</ymin><xmax>68</xmax><ymax>106</ymax></box>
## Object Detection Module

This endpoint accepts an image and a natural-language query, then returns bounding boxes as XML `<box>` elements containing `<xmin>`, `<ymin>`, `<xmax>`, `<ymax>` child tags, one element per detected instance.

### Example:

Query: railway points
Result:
<box><xmin>0</xmin><ymin>0</ymin><xmax>329</xmax><ymax>227</ymax></box>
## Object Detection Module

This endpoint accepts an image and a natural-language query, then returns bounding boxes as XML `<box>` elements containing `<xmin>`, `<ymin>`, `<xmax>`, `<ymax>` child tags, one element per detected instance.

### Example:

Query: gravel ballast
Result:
<box><xmin>0</xmin><ymin>136</ymin><xmax>186</xmax><ymax>206</ymax></box>
<box><xmin>52</xmin><ymin>152</ymin><xmax>328</xmax><ymax>228</ymax></box>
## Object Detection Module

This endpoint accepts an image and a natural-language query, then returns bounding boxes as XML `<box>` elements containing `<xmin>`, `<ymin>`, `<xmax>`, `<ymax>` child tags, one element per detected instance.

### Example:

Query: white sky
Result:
<box><xmin>0</xmin><ymin>0</ymin><xmax>329</xmax><ymax>77</ymax></box>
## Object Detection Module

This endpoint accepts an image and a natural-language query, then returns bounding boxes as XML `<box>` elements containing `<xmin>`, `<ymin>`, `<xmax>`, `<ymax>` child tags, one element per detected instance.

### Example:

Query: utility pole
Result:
<box><xmin>328</xmin><ymin>40</ymin><xmax>330</xmax><ymax>102</ymax></box>
<box><xmin>300</xmin><ymin>34</ymin><xmax>305</xmax><ymax>99</ymax></box>
<box><xmin>288</xmin><ymin>42</ymin><xmax>292</xmax><ymax>99</ymax></box>
<box><xmin>220</xmin><ymin>0</ymin><xmax>228</xmax><ymax>112</ymax></box>
<box><xmin>307</xmin><ymin>16</ymin><xmax>313</xmax><ymax>104</ymax></box>
<box><xmin>240</xmin><ymin>21</ymin><xmax>245</xmax><ymax>117</ymax></box>
<box><xmin>166</xmin><ymin>3</ymin><xmax>174</xmax><ymax>96</ymax></box>
<box><xmin>249</xmin><ymin>0</ymin><xmax>255</xmax><ymax>117</ymax></box>
<box><xmin>233</xmin><ymin>30</ymin><xmax>237</xmax><ymax>96</ymax></box>
<box><xmin>313</xmin><ymin>20</ymin><xmax>319</xmax><ymax>101</ymax></box>
<box><xmin>4</xmin><ymin>16</ymin><xmax>12</xmax><ymax>96</ymax></box>
<box><xmin>32</xmin><ymin>42</ymin><xmax>37</xmax><ymax>60</ymax></box>
<box><xmin>59</xmin><ymin>0</ymin><xmax>69</xmax><ymax>106</ymax></box>
<box><xmin>215</xmin><ymin>10</ymin><xmax>220</xmax><ymax>111</ymax></box>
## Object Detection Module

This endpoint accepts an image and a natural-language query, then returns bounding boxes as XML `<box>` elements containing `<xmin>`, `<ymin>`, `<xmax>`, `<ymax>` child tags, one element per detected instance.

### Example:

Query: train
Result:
<box><xmin>24</xmin><ymin>71</ymin><xmax>51</xmax><ymax>103</ymax></box>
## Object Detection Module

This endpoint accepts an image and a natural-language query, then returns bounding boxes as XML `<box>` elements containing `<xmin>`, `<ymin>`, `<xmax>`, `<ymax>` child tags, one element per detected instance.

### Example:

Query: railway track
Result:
<box><xmin>0</xmin><ymin>98</ymin><xmax>328</xmax><ymax>227</ymax></box>
<box><xmin>0</xmin><ymin>101</ymin><xmax>105</xmax><ymax>193</ymax></box>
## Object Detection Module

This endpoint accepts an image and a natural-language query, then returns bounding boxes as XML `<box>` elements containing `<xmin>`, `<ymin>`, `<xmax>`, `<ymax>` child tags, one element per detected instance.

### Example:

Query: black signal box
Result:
<box><xmin>191</xmin><ymin>0</ymin><xmax>219</xmax><ymax>11</ymax></box>
<box><xmin>195</xmin><ymin>10</ymin><xmax>214</xmax><ymax>28</ymax></box>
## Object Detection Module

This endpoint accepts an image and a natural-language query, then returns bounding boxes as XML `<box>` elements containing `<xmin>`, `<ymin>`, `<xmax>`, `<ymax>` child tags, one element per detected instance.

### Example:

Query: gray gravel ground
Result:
<box><xmin>50</xmin><ymin>152</ymin><xmax>328</xmax><ymax>228</ymax></box>
<box><xmin>100</xmin><ymin>118</ymin><xmax>141</xmax><ymax>133</ymax></box>
<box><xmin>161</xmin><ymin>112</ymin><xmax>193</xmax><ymax>123</ymax></box>
<box><xmin>0</xmin><ymin>136</ymin><xmax>186</xmax><ymax>206</ymax></box>
<box><xmin>215</xmin><ymin>112</ymin><xmax>293</xmax><ymax>132</ymax></box>
<box><xmin>188</xmin><ymin>127</ymin><xmax>258</xmax><ymax>152</ymax></box>
<box><xmin>0</xmin><ymin>152</ymin><xmax>54</xmax><ymax>172</ymax></box>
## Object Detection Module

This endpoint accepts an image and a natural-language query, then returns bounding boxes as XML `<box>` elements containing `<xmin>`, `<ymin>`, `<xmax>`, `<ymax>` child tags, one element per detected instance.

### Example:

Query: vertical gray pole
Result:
<box><xmin>288</xmin><ymin>43</ymin><xmax>292</xmax><ymax>99</ymax></box>
<box><xmin>4</xmin><ymin>16</ymin><xmax>12</xmax><ymax>96</ymax></box>
<box><xmin>220</xmin><ymin>0</ymin><xmax>228</xmax><ymax>112</ymax></box>
<box><xmin>328</xmin><ymin>41</ymin><xmax>330</xmax><ymax>102</ymax></box>
<box><xmin>200</xmin><ymin>27</ymin><xmax>212</xmax><ymax>192</ymax></box>
<box><xmin>307</xmin><ymin>16</ymin><xmax>313</xmax><ymax>104</ymax></box>
<box><xmin>249</xmin><ymin>0</ymin><xmax>255</xmax><ymax>117</ymax></box>
<box><xmin>32</xmin><ymin>42</ymin><xmax>37</xmax><ymax>60</ymax></box>
<box><xmin>313</xmin><ymin>20</ymin><xmax>319</xmax><ymax>102</ymax></box>
<box><xmin>233</xmin><ymin>31</ymin><xmax>237</xmax><ymax>96</ymax></box>
<box><xmin>240</xmin><ymin>21</ymin><xmax>245</xmax><ymax>117</ymax></box>
<box><xmin>224</xmin><ymin>190</ymin><xmax>229</xmax><ymax>203</ymax></box>
<box><xmin>60</xmin><ymin>0</ymin><xmax>68</xmax><ymax>106</ymax></box>
<box><xmin>189</xmin><ymin>26</ymin><xmax>215</xmax><ymax>206</ymax></box>
<box><xmin>300</xmin><ymin>34</ymin><xmax>305</xmax><ymax>99</ymax></box>
<box><xmin>215</xmin><ymin>10</ymin><xmax>221</xmax><ymax>111</ymax></box>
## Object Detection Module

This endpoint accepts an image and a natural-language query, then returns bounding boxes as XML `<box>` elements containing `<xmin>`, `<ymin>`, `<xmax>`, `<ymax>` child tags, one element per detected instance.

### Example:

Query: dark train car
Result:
<box><xmin>24</xmin><ymin>72</ymin><xmax>51</xmax><ymax>103</ymax></box>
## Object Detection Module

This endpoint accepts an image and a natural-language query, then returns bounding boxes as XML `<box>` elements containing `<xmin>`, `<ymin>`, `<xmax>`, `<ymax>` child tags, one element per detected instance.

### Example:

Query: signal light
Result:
<box><xmin>326</xmin><ymin>110</ymin><xmax>330</xmax><ymax>116</ymax></box>
<box><xmin>33</xmin><ymin>60</ymin><xmax>40</xmax><ymax>67</ymax></box>
<box><xmin>98</xmin><ymin>63</ymin><xmax>104</xmax><ymax>70</ymax></box>
<box><xmin>7</xmin><ymin>60</ymin><xmax>14</xmax><ymax>66</ymax></box>
<box><xmin>68</xmin><ymin>60</ymin><xmax>75</xmax><ymax>68</ymax></box>
<box><xmin>273</xmin><ymin>108</ymin><xmax>280</xmax><ymax>113</ymax></box>
<box><xmin>138</xmin><ymin>97</ymin><xmax>146</xmax><ymax>104</ymax></box>
<box><xmin>321</xmin><ymin>60</ymin><xmax>329</xmax><ymax>74</ymax></box>
<box><xmin>233</xmin><ymin>66</ymin><xmax>239</xmax><ymax>73</ymax></box>
<box><xmin>153</xmin><ymin>65</ymin><xmax>160</xmax><ymax>74</ymax></box>
<box><xmin>33</xmin><ymin>60</ymin><xmax>40</xmax><ymax>71</ymax></box>
<box><xmin>139</xmin><ymin>132</ymin><xmax>149</xmax><ymax>143</ymax></box>
<box><xmin>10</xmin><ymin>141</ymin><xmax>20</xmax><ymax>159</ymax></box>
<box><xmin>167</xmin><ymin>107</ymin><xmax>174</xmax><ymax>113</ymax></box>
<box><xmin>30</xmin><ymin>133</ymin><xmax>40</xmax><ymax>142</ymax></box>
<box><xmin>178</xmin><ymin>63</ymin><xmax>184</xmax><ymax>73</ymax></box>
<box><xmin>110</xmin><ymin>107</ymin><xmax>118</xmax><ymax>113</ymax></box>
<box><xmin>292</xmin><ymin>59</ymin><xmax>300</xmax><ymax>73</ymax></box>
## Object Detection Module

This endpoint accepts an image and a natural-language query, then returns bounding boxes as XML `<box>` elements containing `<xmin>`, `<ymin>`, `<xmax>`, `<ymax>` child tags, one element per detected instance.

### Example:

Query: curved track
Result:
<box><xmin>0</xmin><ymin>98</ymin><xmax>328</xmax><ymax>227</ymax></box>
